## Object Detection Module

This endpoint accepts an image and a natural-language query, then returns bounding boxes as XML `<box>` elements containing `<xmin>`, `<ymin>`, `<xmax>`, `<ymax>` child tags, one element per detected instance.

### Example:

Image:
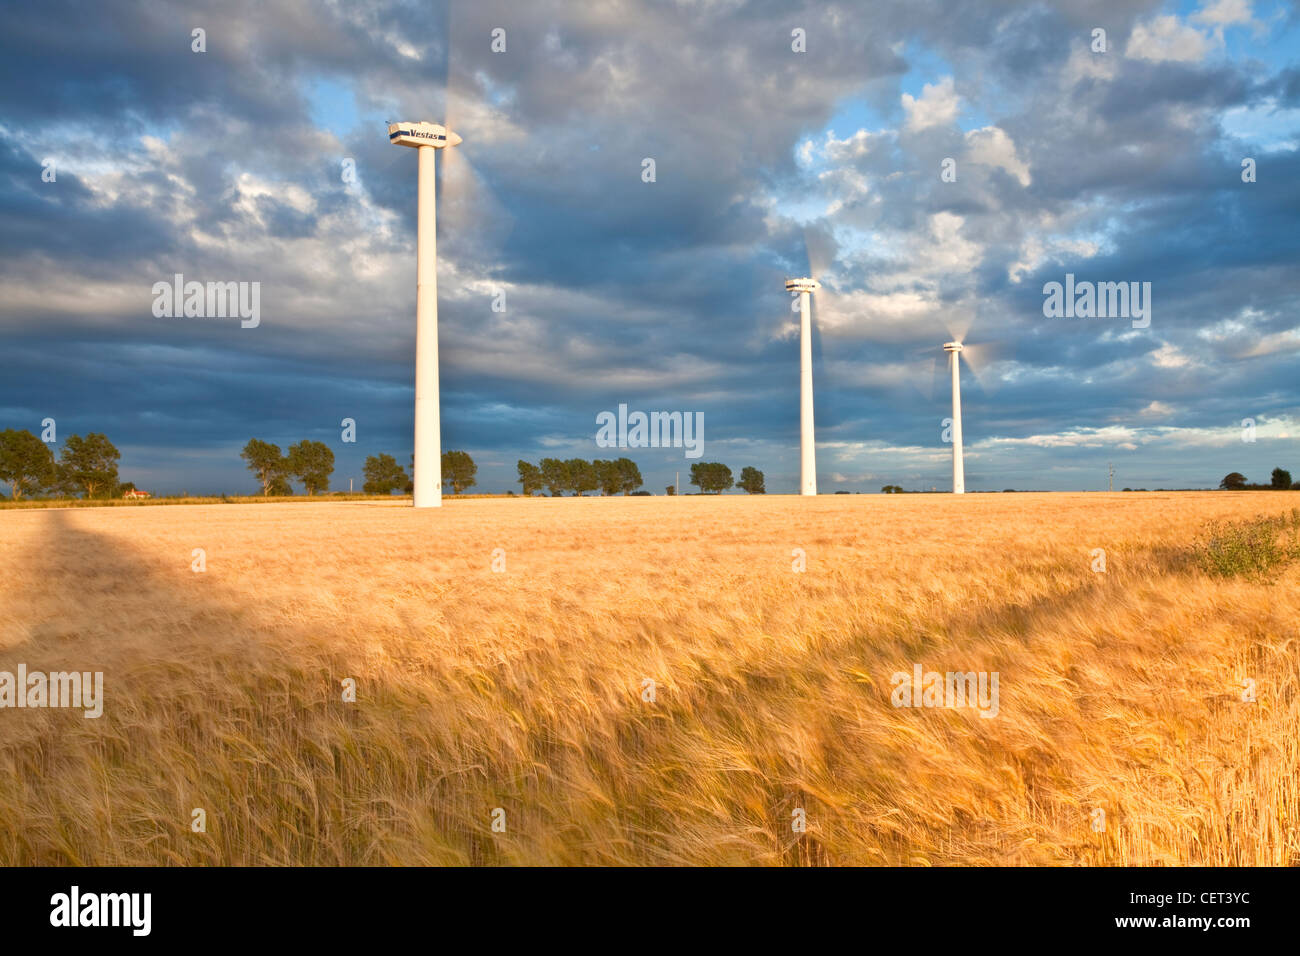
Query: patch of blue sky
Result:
<box><xmin>797</xmin><ymin>40</ymin><xmax>993</xmax><ymax>174</ymax></box>
<box><xmin>1168</xmin><ymin>0</ymin><xmax>1298</xmax><ymax>66</ymax></box>
<box><xmin>305</xmin><ymin>76</ymin><xmax>360</xmax><ymax>138</ymax></box>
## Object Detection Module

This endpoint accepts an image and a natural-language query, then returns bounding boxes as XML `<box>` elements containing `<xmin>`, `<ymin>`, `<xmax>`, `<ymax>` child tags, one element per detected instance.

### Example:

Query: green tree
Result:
<box><xmin>517</xmin><ymin>460</ymin><xmax>544</xmax><ymax>496</ymax></box>
<box><xmin>363</xmin><ymin>453</ymin><xmax>408</xmax><ymax>495</ymax></box>
<box><xmin>1270</xmin><ymin>467</ymin><xmax>1292</xmax><ymax>490</ymax></box>
<box><xmin>287</xmin><ymin>440</ymin><xmax>334</xmax><ymax>495</ymax></box>
<box><xmin>566</xmin><ymin>458</ymin><xmax>598</xmax><ymax>496</ymax></box>
<box><xmin>689</xmin><ymin>462</ymin><xmax>733</xmax><ymax>494</ymax></box>
<box><xmin>665</xmin><ymin>485</ymin><xmax>676</xmax><ymax>496</ymax></box>
<box><xmin>737</xmin><ymin>466</ymin><xmax>765</xmax><ymax>494</ymax></box>
<box><xmin>442</xmin><ymin>450</ymin><xmax>477</xmax><ymax>495</ymax></box>
<box><xmin>1219</xmin><ymin>472</ymin><xmax>1248</xmax><ymax>490</ymax></box>
<box><xmin>267</xmin><ymin>475</ymin><xmax>293</xmax><ymax>496</ymax></box>
<box><xmin>59</xmin><ymin>433</ymin><xmax>120</xmax><ymax>498</ymax></box>
<box><xmin>0</xmin><ymin>429</ymin><xmax>57</xmax><ymax>499</ymax></box>
<box><xmin>592</xmin><ymin>459</ymin><xmax>620</xmax><ymax>496</ymax></box>
<box><xmin>240</xmin><ymin>439</ymin><xmax>286</xmax><ymax>495</ymax></box>
<box><xmin>615</xmin><ymin>457</ymin><xmax>643</xmax><ymax>494</ymax></box>
<box><xmin>539</xmin><ymin>458</ymin><xmax>569</xmax><ymax>496</ymax></box>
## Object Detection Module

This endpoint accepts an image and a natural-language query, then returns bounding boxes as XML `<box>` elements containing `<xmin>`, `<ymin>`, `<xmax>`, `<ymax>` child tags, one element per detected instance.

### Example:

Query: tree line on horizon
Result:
<box><xmin>516</xmin><ymin>457</ymin><xmax>644</xmax><ymax>496</ymax></box>
<box><xmin>19</xmin><ymin>426</ymin><xmax>1290</xmax><ymax>500</ymax></box>
<box><xmin>683</xmin><ymin>462</ymin><xmax>765</xmax><ymax>494</ymax></box>
<box><xmin>240</xmin><ymin>439</ymin><xmax>336</xmax><ymax>495</ymax></box>
<box><xmin>0</xmin><ymin>429</ymin><xmax>129</xmax><ymax>500</ymax></box>
<box><xmin>242</xmin><ymin>441</ymin><xmax>479</xmax><ymax>496</ymax></box>
<box><xmin>357</xmin><ymin>450</ymin><xmax>477</xmax><ymax>495</ymax></box>
<box><xmin>513</xmin><ymin>458</ymin><xmax>765</xmax><ymax>496</ymax></box>
<box><xmin>1</xmin><ymin>429</ymin><xmax>772</xmax><ymax>500</ymax></box>
<box><xmin>1218</xmin><ymin>469</ymin><xmax>1299</xmax><ymax>491</ymax></box>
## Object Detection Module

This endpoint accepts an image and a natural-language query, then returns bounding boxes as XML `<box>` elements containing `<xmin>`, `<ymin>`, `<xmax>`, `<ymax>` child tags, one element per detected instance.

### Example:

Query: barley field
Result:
<box><xmin>1</xmin><ymin>493</ymin><xmax>1297</xmax><ymax>866</ymax></box>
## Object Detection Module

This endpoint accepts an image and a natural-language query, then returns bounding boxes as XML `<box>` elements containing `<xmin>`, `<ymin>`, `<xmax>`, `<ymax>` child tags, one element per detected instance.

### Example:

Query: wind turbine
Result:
<box><xmin>907</xmin><ymin>308</ymin><xmax>1012</xmax><ymax>495</ymax></box>
<box><xmin>779</xmin><ymin>220</ymin><xmax>841</xmax><ymax>497</ymax></box>
<box><xmin>389</xmin><ymin>120</ymin><xmax>462</xmax><ymax>508</ymax></box>
<box><xmin>942</xmin><ymin>341</ymin><xmax>965</xmax><ymax>494</ymax></box>
<box><xmin>785</xmin><ymin>277</ymin><xmax>820</xmax><ymax>495</ymax></box>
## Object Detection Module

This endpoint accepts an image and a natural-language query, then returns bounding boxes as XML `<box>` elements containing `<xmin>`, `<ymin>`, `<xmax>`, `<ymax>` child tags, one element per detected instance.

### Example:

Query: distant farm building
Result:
<box><xmin>123</xmin><ymin>489</ymin><xmax>152</xmax><ymax>499</ymax></box>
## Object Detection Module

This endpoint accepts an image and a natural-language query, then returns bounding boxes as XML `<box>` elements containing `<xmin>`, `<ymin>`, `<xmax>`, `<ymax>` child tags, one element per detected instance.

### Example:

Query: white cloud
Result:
<box><xmin>1138</xmin><ymin>400</ymin><xmax>1176</xmax><ymax>419</ymax></box>
<box><xmin>1192</xmin><ymin>0</ymin><xmax>1254</xmax><ymax>28</ymax></box>
<box><xmin>1008</xmin><ymin>235</ymin><xmax>1099</xmax><ymax>283</ymax></box>
<box><xmin>1239</xmin><ymin>328</ymin><xmax>1300</xmax><ymax>358</ymax></box>
<box><xmin>985</xmin><ymin>416</ymin><xmax>1300</xmax><ymax>453</ymax></box>
<box><xmin>964</xmin><ymin>126</ymin><xmax>1031</xmax><ymax>186</ymax></box>
<box><xmin>822</xmin><ymin>127</ymin><xmax>892</xmax><ymax>162</ymax></box>
<box><xmin>812</xmin><ymin>288</ymin><xmax>936</xmax><ymax>336</ymax></box>
<box><xmin>902</xmin><ymin>76</ymin><xmax>960</xmax><ymax>132</ymax></box>
<box><xmin>1063</xmin><ymin>43</ymin><xmax>1118</xmax><ymax>87</ymax></box>
<box><xmin>1197</xmin><ymin>308</ymin><xmax>1300</xmax><ymax>359</ymax></box>
<box><xmin>1150</xmin><ymin>342</ymin><xmax>1192</xmax><ymax>368</ymax></box>
<box><xmin>987</xmin><ymin>425</ymin><xmax>1147</xmax><ymax>449</ymax></box>
<box><xmin>1125</xmin><ymin>15</ymin><xmax>1213</xmax><ymax>63</ymax></box>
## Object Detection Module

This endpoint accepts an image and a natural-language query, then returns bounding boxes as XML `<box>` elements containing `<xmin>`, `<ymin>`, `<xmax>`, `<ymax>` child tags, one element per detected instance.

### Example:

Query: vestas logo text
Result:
<box><xmin>392</xmin><ymin>130</ymin><xmax>445</xmax><ymax>141</ymax></box>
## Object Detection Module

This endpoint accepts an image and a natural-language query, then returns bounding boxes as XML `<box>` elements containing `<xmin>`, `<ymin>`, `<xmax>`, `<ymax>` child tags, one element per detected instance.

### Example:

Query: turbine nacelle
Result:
<box><xmin>785</xmin><ymin>277</ymin><xmax>820</xmax><ymax>294</ymax></box>
<box><xmin>943</xmin><ymin>341</ymin><xmax>963</xmax><ymax>353</ymax></box>
<box><xmin>388</xmin><ymin>121</ymin><xmax>462</xmax><ymax>149</ymax></box>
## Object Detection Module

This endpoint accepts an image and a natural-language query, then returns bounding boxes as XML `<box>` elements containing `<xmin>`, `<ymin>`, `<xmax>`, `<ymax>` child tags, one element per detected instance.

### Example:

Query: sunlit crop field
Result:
<box><xmin>1</xmin><ymin>493</ymin><xmax>1297</xmax><ymax>865</ymax></box>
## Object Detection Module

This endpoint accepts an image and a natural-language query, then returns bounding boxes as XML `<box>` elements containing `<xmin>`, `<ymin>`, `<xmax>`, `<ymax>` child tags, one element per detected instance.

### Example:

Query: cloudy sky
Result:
<box><xmin>2</xmin><ymin>0</ymin><xmax>1298</xmax><ymax>494</ymax></box>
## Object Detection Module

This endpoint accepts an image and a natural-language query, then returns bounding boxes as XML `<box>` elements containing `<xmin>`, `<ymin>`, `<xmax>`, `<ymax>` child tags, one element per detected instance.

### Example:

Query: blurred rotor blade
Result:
<box><xmin>941</xmin><ymin>312</ymin><xmax>974</xmax><ymax>345</ymax></box>
<box><xmin>803</xmin><ymin>221</ymin><xmax>837</xmax><ymax>281</ymax></box>
<box><xmin>899</xmin><ymin>342</ymin><xmax>943</xmax><ymax>403</ymax></box>
<box><xmin>437</xmin><ymin>145</ymin><xmax>515</xmax><ymax>259</ymax></box>
<box><xmin>441</xmin><ymin>1</ymin><xmax>517</xmax><ymax>262</ymax></box>
<box><xmin>959</xmin><ymin>339</ymin><xmax>1015</xmax><ymax>395</ymax></box>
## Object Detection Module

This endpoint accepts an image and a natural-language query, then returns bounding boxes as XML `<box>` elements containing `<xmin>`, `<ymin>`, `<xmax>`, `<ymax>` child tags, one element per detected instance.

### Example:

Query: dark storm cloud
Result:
<box><xmin>0</xmin><ymin>0</ymin><xmax>1297</xmax><ymax>495</ymax></box>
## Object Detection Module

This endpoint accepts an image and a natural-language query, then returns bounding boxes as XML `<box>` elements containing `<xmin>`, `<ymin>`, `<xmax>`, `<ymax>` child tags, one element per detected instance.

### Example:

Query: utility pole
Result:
<box><xmin>676</xmin><ymin>471</ymin><xmax>679</xmax><ymax>495</ymax></box>
<box><xmin>1107</xmin><ymin>462</ymin><xmax>1115</xmax><ymax>493</ymax></box>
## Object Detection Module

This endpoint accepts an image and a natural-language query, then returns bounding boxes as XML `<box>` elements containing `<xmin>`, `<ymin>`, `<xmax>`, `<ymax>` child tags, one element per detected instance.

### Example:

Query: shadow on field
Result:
<box><xmin>1</xmin><ymin>509</ymin><xmax>394</xmax><ymax>864</ymax></box>
<box><xmin>15</xmin><ymin>508</ymin><xmax>265</xmax><ymax>646</ymax></box>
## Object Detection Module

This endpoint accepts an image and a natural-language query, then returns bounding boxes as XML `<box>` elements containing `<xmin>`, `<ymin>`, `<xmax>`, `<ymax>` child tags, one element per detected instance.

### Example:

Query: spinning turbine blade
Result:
<box><xmin>902</xmin><ymin>344</ymin><xmax>942</xmax><ymax>403</ymax></box>
<box><xmin>441</xmin><ymin>9</ymin><xmax>518</xmax><ymax>268</ymax></box>
<box><xmin>803</xmin><ymin>222</ymin><xmax>836</xmax><ymax>282</ymax></box>
<box><xmin>437</xmin><ymin>143</ymin><xmax>515</xmax><ymax>260</ymax></box>
<box><xmin>956</xmin><ymin>339</ymin><xmax>1015</xmax><ymax>395</ymax></box>
<box><xmin>941</xmin><ymin>311</ymin><xmax>974</xmax><ymax>346</ymax></box>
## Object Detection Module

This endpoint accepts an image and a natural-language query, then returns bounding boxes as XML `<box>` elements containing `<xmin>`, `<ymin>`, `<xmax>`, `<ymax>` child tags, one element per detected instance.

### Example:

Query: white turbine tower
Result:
<box><xmin>389</xmin><ymin>121</ymin><xmax>462</xmax><ymax>508</ymax></box>
<box><xmin>943</xmin><ymin>341</ymin><xmax>965</xmax><ymax>494</ymax></box>
<box><xmin>786</xmin><ymin>277</ymin><xmax>820</xmax><ymax>496</ymax></box>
